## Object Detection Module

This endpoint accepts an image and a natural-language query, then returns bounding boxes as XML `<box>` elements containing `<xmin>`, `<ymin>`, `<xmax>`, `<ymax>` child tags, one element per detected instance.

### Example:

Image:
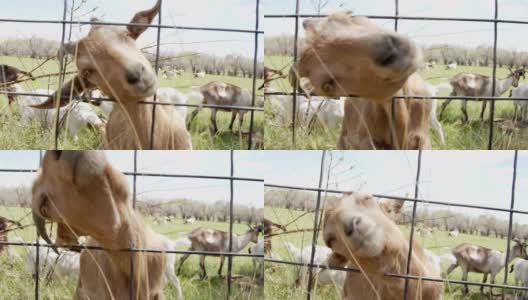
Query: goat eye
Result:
<box><xmin>82</xmin><ymin>69</ymin><xmax>94</xmax><ymax>78</ymax></box>
<box><xmin>325</xmin><ymin>236</ymin><xmax>335</xmax><ymax>248</ymax></box>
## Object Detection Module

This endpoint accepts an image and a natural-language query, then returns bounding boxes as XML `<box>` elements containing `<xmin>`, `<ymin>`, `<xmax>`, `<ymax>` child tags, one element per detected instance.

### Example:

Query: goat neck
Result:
<box><xmin>231</xmin><ymin>229</ymin><xmax>256</xmax><ymax>252</ymax></box>
<box><xmin>495</xmin><ymin>75</ymin><xmax>516</xmax><ymax>97</ymax></box>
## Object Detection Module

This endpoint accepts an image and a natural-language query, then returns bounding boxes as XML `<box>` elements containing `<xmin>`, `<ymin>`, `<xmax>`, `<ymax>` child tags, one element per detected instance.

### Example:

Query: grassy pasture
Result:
<box><xmin>0</xmin><ymin>205</ymin><xmax>263</xmax><ymax>300</ymax></box>
<box><xmin>264</xmin><ymin>55</ymin><xmax>528</xmax><ymax>150</ymax></box>
<box><xmin>0</xmin><ymin>55</ymin><xmax>263</xmax><ymax>150</ymax></box>
<box><xmin>265</xmin><ymin>206</ymin><xmax>523</xmax><ymax>300</ymax></box>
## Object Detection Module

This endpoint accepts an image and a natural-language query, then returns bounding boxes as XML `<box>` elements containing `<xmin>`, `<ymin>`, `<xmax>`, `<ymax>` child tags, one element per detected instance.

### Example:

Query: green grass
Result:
<box><xmin>0</xmin><ymin>55</ymin><xmax>263</xmax><ymax>150</ymax></box>
<box><xmin>264</xmin><ymin>55</ymin><xmax>528</xmax><ymax>150</ymax></box>
<box><xmin>0</xmin><ymin>206</ymin><xmax>263</xmax><ymax>300</ymax></box>
<box><xmin>265</xmin><ymin>206</ymin><xmax>523</xmax><ymax>300</ymax></box>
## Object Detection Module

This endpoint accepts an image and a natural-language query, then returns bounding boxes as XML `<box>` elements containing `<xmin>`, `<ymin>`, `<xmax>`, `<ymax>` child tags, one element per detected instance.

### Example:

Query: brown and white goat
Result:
<box><xmin>0</xmin><ymin>216</ymin><xmax>21</xmax><ymax>254</ymax></box>
<box><xmin>439</xmin><ymin>68</ymin><xmax>526</xmax><ymax>122</ymax></box>
<box><xmin>188</xmin><ymin>81</ymin><xmax>264</xmax><ymax>134</ymax></box>
<box><xmin>297</xmin><ymin>11</ymin><xmax>432</xmax><ymax>149</ymax></box>
<box><xmin>0</xmin><ymin>65</ymin><xmax>33</xmax><ymax>104</ymax></box>
<box><xmin>32</xmin><ymin>151</ymin><xmax>166</xmax><ymax>299</ymax></box>
<box><xmin>323</xmin><ymin>192</ymin><xmax>443</xmax><ymax>300</ymax></box>
<box><xmin>33</xmin><ymin>0</ymin><xmax>191</xmax><ymax>150</ymax></box>
<box><xmin>263</xmin><ymin>218</ymin><xmax>287</xmax><ymax>256</ymax></box>
<box><xmin>446</xmin><ymin>240</ymin><xmax>528</xmax><ymax>294</ymax></box>
<box><xmin>177</xmin><ymin>226</ymin><xmax>259</xmax><ymax>279</ymax></box>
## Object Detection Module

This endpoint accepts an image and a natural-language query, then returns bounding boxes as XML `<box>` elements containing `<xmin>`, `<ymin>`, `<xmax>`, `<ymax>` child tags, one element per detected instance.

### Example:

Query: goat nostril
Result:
<box><xmin>126</xmin><ymin>72</ymin><xmax>141</xmax><ymax>85</ymax></box>
<box><xmin>355</xmin><ymin>217</ymin><xmax>361</xmax><ymax>226</ymax></box>
<box><xmin>375</xmin><ymin>35</ymin><xmax>401</xmax><ymax>67</ymax></box>
<box><xmin>345</xmin><ymin>219</ymin><xmax>356</xmax><ymax>236</ymax></box>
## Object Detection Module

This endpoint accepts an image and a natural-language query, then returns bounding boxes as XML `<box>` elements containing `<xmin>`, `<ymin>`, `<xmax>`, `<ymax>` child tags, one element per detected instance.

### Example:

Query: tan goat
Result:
<box><xmin>323</xmin><ymin>192</ymin><xmax>443</xmax><ymax>300</ymax></box>
<box><xmin>33</xmin><ymin>0</ymin><xmax>191</xmax><ymax>150</ymax></box>
<box><xmin>32</xmin><ymin>151</ymin><xmax>166</xmax><ymax>300</ymax></box>
<box><xmin>298</xmin><ymin>11</ymin><xmax>432</xmax><ymax>149</ymax></box>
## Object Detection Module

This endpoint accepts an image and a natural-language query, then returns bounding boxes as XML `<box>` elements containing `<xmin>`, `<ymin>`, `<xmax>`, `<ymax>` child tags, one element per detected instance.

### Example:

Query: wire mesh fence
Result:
<box><xmin>0</xmin><ymin>0</ymin><xmax>264</xmax><ymax>150</ymax></box>
<box><xmin>264</xmin><ymin>0</ymin><xmax>528</xmax><ymax>150</ymax></box>
<box><xmin>264</xmin><ymin>150</ymin><xmax>528</xmax><ymax>300</ymax></box>
<box><xmin>0</xmin><ymin>150</ymin><xmax>264</xmax><ymax>300</ymax></box>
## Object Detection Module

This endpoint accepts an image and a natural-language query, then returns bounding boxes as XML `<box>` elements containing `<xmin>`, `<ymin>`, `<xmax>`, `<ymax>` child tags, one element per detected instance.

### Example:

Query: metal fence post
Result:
<box><xmin>488</xmin><ymin>0</ymin><xmax>499</xmax><ymax>150</ymax></box>
<box><xmin>306</xmin><ymin>151</ymin><xmax>327</xmax><ymax>300</ymax></box>
<box><xmin>248</xmin><ymin>0</ymin><xmax>261</xmax><ymax>150</ymax></box>
<box><xmin>226</xmin><ymin>150</ymin><xmax>235</xmax><ymax>299</ymax></box>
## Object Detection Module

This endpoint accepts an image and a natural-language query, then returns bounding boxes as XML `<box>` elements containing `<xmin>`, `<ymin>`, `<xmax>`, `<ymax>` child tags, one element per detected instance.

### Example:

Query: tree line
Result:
<box><xmin>0</xmin><ymin>37</ymin><xmax>263</xmax><ymax>78</ymax></box>
<box><xmin>265</xmin><ymin>187</ymin><xmax>528</xmax><ymax>241</ymax></box>
<box><xmin>265</xmin><ymin>35</ymin><xmax>528</xmax><ymax>68</ymax></box>
<box><xmin>0</xmin><ymin>186</ymin><xmax>263</xmax><ymax>225</ymax></box>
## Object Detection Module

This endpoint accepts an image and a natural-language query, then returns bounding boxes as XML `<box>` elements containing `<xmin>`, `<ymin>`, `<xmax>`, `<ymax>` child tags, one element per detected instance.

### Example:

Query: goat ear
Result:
<box><xmin>30</xmin><ymin>75</ymin><xmax>92</xmax><ymax>109</ymax></box>
<box><xmin>127</xmin><ymin>0</ymin><xmax>161</xmax><ymax>40</ymax></box>
<box><xmin>303</xmin><ymin>18</ymin><xmax>322</xmax><ymax>42</ymax></box>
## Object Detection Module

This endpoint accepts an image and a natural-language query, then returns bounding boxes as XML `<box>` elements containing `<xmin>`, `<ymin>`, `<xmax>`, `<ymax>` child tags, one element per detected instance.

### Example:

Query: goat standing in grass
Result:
<box><xmin>188</xmin><ymin>81</ymin><xmax>264</xmax><ymax>135</ymax></box>
<box><xmin>446</xmin><ymin>239</ymin><xmax>528</xmax><ymax>295</ymax></box>
<box><xmin>177</xmin><ymin>226</ymin><xmax>260</xmax><ymax>279</ymax></box>
<box><xmin>0</xmin><ymin>65</ymin><xmax>33</xmax><ymax>105</ymax></box>
<box><xmin>510</xmin><ymin>259</ymin><xmax>528</xmax><ymax>296</ymax></box>
<box><xmin>285</xmin><ymin>242</ymin><xmax>346</xmax><ymax>290</ymax></box>
<box><xmin>439</xmin><ymin>68</ymin><xmax>525</xmax><ymax>123</ymax></box>
<box><xmin>511</xmin><ymin>84</ymin><xmax>528</xmax><ymax>123</ymax></box>
<box><xmin>248</xmin><ymin>240</ymin><xmax>264</xmax><ymax>280</ymax></box>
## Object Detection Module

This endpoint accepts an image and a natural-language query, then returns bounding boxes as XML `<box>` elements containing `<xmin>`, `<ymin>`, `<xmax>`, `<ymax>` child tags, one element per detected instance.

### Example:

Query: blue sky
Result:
<box><xmin>0</xmin><ymin>0</ymin><xmax>263</xmax><ymax>58</ymax></box>
<box><xmin>264</xmin><ymin>0</ymin><xmax>528</xmax><ymax>52</ymax></box>
<box><xmin>263</xmin><ymin>150</ymin><xmax>528</xmax><ymax>224</ymax></box>
<box><xmin>0</xmin><ymin>151</ymin><xmax>263</xmax><ymax>208</ymax></box>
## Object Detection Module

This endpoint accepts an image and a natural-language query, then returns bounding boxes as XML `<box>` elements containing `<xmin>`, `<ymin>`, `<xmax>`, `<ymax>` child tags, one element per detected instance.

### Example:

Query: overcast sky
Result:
<box><xmin>263</xmin><ymin>150</ymin><xmax>528</xmax><ymax>224</ymax></box>
<box><xmin>264</xmin><ymin>0</ymin><xmax>528</xmax><ymax>52</ymax></box>
<box><xmin>0</xmin><ymin>151</ymin><xmax>264</xmax><ymax>208</ymax></box>
<box><xmin>0</xmin><ymin>0</ymin><xmax>263</xmax><ymax>58</ymax></box>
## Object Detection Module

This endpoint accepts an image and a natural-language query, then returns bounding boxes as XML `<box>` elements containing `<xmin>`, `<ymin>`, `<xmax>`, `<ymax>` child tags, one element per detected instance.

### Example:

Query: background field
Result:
<box><xmin>265</xmin><ymin>206</ymin><xmax>523</xmax><ymax>300</ymax></box>
<box><xmin>264</xmin><ymin>55</ymin><xmax>528</xmax><ymax>150</ymax></box>
<box><xmin>0</xmin><ymin>205</ymin><xmax>263</xmax><ymax>300</ymax></box>
<box><xmin>0</xmin><ymin>55</ymin><xmax>264</xmax><ymax>150</ymax></box>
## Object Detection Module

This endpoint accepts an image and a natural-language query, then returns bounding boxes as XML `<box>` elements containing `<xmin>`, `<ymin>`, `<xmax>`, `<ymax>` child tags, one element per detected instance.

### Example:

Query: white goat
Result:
<box><xmin>428</xmin><ymin>82</ymin><xmax>451</xmax><ymax>146</ymax></box>
<box><xmin>12</xmin><ymin>84</ymin><xmax>105</xmax><ymax>140</ymax></box>
<box><xmin>248</xmin><ymin>240</ymin><xmax>264</xmax><ymax>279</ymax></box>
<box><xmin>265</xmin><ymin>87</ymin><xmax>310</xmax><ymax>126</ymax></box>
<box><xmin>298</xmin><ymin>98</ymin><xmax>345</xmax><ymax>130</ymax></box>
<box><xmin>177</xmin><ymin>226</ymin><xmax>259</xmax><ymax>279</ymax></box>
<box><xmin>449</xmin><ymin>229</ymin><xmax>459</xmax><ymax>237</ymax></box>
<box><xmin>446</xmin><ymin>62</ymin><xmax>458</xmax><ymax>70</ymax></box>
<box><xmin>183</xmin><ymin>217</ymin><xmax>196</xmax><ymax>224</ymax></box>
<box><xmin>512</xmin><ymin>84</ymin><xmax>528</xmax><ymax>123</ymax></box>
<box><xmin>93</xmin><ymin>88</ymin><xmax>188</xmax><ymax>120</ymax></box>
<box><xmin>285</xmin><ymin>242</ymin><xmax>345</xmax><ymax>289</ymax></box>
<box><xmin>194</xmin><ymin>71</ymin><xmax>205</xmax><ymax>79</ymax></box>
<box><xmin>511</xmin><ymin>259</ymin><xmax>528</xmax><ymax>294</ymax></box>
<box><xmin>12</xmin><ymin>237</ymin><xmax>80</xmax><ymax>279</ymax></box>
<box><xmin>159</xmin><ymin>235</ymin><xmax>191</xmax><ymax>300</ymax></box>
